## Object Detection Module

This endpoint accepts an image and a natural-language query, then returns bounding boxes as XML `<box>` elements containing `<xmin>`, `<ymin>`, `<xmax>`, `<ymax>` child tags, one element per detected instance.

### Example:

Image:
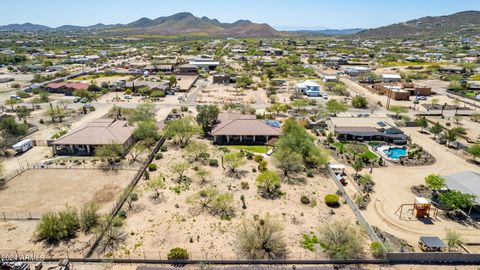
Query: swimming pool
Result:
<box><xmin>383</xmin><ymin>147</ymin><xmax>407</xmax><ymax>159</ymax></box>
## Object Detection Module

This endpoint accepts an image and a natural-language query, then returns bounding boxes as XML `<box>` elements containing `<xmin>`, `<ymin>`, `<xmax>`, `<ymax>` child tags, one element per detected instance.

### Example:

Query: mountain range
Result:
<box><xmin>1</xmin><ymin>11</ymin><xmax>480</xmax><ymax>38</ymax></box>
<box><xmin>357</xmin><ymin>10</ymin><xmax>480</xmax><ymax>38</ymax></box>
<box><xmin>0</xmin><ymin>12</ymin><xmax>278</xmax><ymax>37</ymax></box>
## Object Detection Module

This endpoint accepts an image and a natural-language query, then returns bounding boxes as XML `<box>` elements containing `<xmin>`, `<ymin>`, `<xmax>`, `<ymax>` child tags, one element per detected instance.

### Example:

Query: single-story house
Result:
<box><xmin>188</xmin><ymin>61</ymin><xmax>219</xmax><ymax>70</ymax></box>
<box><xmin>125</xmin><ymin>81</ymin><xmax>169</xmax><ymax>91</ymax></box>
<box><xmin>211</xmin><ymin>112</ymin><xmax>281</xmax><ymax>145</ymax></box>
<box><xmin>213</xmin><ymin>74</ymin><xmax>233</xmax><ymax>84</ymax></box>
<box><xmin>328</xmin><ymin>117</ymin><xmax>407</xmax><ymax>144</ymax></box>
<box><xmin>45</xmin><ymin>82</ymin><xmax>89</xmax><ymax>95</ymax></box>
<box><xmin>177</xmin><ymin>64</ymin><xmax>198</xmax><ymax>74</ymax></box>
<box><xmin>380</xmin><ymin>74</ymin><xmax>402</xmax><ymax>83</ymax></box>
<box><xmin>439</xmin><ymin>66</ymin><xmax>466</xmax><ymax>74</ymax></box>
<box><xmin>52</xmin><ymin>118</ymin><xmax>135</xmax><ymax>156</ymax></box>
<box><xmin>344</xmin><ymin>66</ymin><xmax>371</xmax><ymax>76</ymax></box>
<box><xmin>296</xmin><ymin>80</ymin><xmax>321</xmax><ymax>97</ymax></box>
<box><xmin>323</xmin><ymin>75</ymin><xmax>338</xmax><ymax>82</ymax></box>
<box><xmin>372</xmin><ymin>83</ymin><xmax>431</xmax><ymax>100</ymax></box>
<box><xmin>443</xmin><ymin>171</ymin><xmax>480</xmax><ymax>206</ymax></box>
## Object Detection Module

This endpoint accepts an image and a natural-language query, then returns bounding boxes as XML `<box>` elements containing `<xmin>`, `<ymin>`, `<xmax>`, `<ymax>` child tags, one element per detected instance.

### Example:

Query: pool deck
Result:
<box><xmin>376</xmin><ymin>145</ymin><xmax>407</xmax><ymax>161</ymax></box>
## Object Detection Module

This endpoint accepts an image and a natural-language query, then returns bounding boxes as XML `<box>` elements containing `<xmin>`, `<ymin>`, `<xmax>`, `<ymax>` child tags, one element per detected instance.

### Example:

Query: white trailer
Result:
<box><xmin>12</xmin><ymin>139</ymin><xmax>33</xmax><ymax>153</ymax></box>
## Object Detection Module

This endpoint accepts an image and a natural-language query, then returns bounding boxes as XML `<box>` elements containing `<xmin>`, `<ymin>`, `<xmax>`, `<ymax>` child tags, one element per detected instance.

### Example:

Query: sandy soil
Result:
<box><xmin>196</xmin><ymin>78</ymin><xmax>268</xmax><ymax>106</ymax></box>
<box><xmin>0</xmin><ymin>169</ymin><xmax>135</xmax><ymax>214</ymax></box>
<box><xmin>115</xmin><ymin>138</ymin><xmax>358</xmax><ymax>260</ymax></box>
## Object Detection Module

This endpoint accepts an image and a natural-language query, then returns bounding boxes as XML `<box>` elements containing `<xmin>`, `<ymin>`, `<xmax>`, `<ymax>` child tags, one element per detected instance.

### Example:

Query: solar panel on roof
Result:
<box><xmin>265</xmin><ymin>120</ymin><xmax>281</xmax><ymax>128</ymax></box>
<box><xmin>377</xmin><ymin>121</ymin><xmax>387</xmax><ymax>127</ymax></box>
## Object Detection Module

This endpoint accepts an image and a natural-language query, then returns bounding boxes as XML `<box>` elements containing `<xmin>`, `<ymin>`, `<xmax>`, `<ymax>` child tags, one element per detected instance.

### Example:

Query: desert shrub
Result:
<box><xmin>79</xmin><ymin>202</ymin><xmax>99</xmax><ymax>232</ymax></box>
<box><xmin>117</xmin><ymin>210</ymin><xmax>127</xmax><ymax>219</ymax></box>
<box><xmin>241</xmin><ymin>181</ymin><xmax>250</xmax><ymax>190</ymax></box>
<box><xmin>300</xmin><ymin>195</ymin><xmax>311</xmax><ymax>205</ymax></box>
<box><xmin>148</xmin><ymin>163</ymin><xmax>157</xmax><ymax>171</ymax></box>
<box><xmin>155</xmin><ymin>153</ymin><xmax>163</xmax><ymax>160</ymax></box>
<box><xmin>258</xmin><ymin>160</ymin><xmax>268</xmax><ymax>172</ymax></box>
<box><xmin>160</xmin><ymin>145</ymin><xmax>168</xmax><ymax>152</ymax></box>
<box><xmin>237</xmin><ymin>215</ymin><xmax>287</xmax><ymax>259</ymax></box>
<box><xmin>301</xmin><ymin>232</ymin><xmax>320</xmax><ymax>251</ymax></box>
<box><xmin>319</xmin><ymin>221</ymin><xmax>365</xmax><ymax>259</ymax></box>
<box><xmin>324</xmin><ymin>194</ymin><xmax>339</xmax><ymax>206</ymax></box>
<box><xmin>209</xmin><ymin>159</ymin><xmax>219</xmax><ymax>167</ymax></box>
<box><xmin>36</xmin><ymin>207</ymin><xmax>79</xmax><ymax>242</ymax></box>
<box><xmin>370</xmin><ymin>241</ymin><xmax>386</xmax><ymax>258</ymax></box>
<box><xmin>306</xmin><ymin>169</ymin><xmax>314</xmax><ymax>177</ymax></box>
<box><xmin>254</xmin><ymin>155</ymin><xmax>264</xmax><ymax>163</ymax></box>
<box><xmin>245</xmin><ymin>151</ymin><xmax>254</xmax><ymax>160</ymax></box>
<box><xmin>167</xmin><ymin>247</ymin><xmax>189</xmax><ymax>260</ymax></box>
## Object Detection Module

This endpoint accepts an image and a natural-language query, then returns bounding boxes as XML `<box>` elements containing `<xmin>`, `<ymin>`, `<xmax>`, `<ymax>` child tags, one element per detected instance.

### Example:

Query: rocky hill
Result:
<box><xmin>357</xmin><ymin>11</ymin><xmax>480</xmax><ymax>38</ymax></box>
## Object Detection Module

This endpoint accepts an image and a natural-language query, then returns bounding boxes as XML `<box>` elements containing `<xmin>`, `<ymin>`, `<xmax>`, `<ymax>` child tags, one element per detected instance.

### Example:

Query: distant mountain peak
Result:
<box><xmin>0</xmin><ymin>12</ymin><xmax>279</xmax><ymax>37</ymax></box>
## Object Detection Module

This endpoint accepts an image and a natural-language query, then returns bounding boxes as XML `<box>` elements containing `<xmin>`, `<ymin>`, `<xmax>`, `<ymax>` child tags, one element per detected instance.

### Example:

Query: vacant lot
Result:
<box><xmin>0</xmin><ymin>169</ymin><xmax>136</xmax><ymax>214</ymax></box>
<box><xmin>114</xmin><ymin>138</ymin><xmax>359</xmax><ymax>260</ymax></box>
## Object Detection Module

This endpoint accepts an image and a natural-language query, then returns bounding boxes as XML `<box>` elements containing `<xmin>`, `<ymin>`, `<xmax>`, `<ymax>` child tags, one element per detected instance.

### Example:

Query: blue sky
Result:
<box><xmin>2</xmin><ymin>0</ymin><xmax>480</xmax><ymax>29</ymax></box>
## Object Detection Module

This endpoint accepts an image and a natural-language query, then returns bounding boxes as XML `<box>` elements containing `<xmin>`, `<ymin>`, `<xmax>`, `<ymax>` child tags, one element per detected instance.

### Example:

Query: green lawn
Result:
<box><xmin>333</xmin><ymin>142</ymin><xmax>378</xmax><ymax>160</ymax></box>
<box><xmin>229</xmin><ymin>145</ymin><xmax>271</xmax><ymax>153</ymax></box>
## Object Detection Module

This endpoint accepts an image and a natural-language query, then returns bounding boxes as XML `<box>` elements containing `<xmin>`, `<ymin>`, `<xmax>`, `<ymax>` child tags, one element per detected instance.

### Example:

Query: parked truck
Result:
<box><xmin>12</xmin><ymin>139</ymin><xmax>33</xmax><ymax>153</ymax></box>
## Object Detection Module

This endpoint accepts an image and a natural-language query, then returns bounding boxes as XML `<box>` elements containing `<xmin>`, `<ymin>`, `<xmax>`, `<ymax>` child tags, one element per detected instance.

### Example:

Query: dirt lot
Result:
<box><xmin>114</xmin><ymin>138</ymin><xmax>359</xmax><ymax>260</ymax></box>
<box><xmin>0</xmin><ymin>169</ymin><xmax>136</xmax><ymax>215</ymax></box>
<box><xmin>0</xmin><ymin>169</ymin><xmax>136</xmax><ymax>253</ymax></box>
<box><xmin>196</xmin><ymin>78</ymin><xmax>268</xmax><ymax>106</ymax></box>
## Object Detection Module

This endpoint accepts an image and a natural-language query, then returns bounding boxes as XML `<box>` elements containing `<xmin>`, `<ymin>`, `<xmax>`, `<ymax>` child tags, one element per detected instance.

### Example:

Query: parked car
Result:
<box><xmin>9</xmin><ymin>95</ymin><xmax>21</xmax><ymax>100</ymax></box>
<box><xmin>124</xmin><ymin>95</ymin><xmax>132</xmax><ymax>99</ymax></box>
<box><xmin>83</xmin><ymin>103</ymin><xmax>92</xmax><ymax>109</ymax></box>
<box><xmin>80</xmin><ymin>97</ymin><xmax>88</xmax><ymax>103</ymax></box>
<box><xmin>416</xmin><ymin>96</ymin><xmax>427</xmax><ymax>101</ymax></box>
<box><xmin>73</xmin><ymin>97</ymin><xmax>81</xmax><ymax>103</ymax></box>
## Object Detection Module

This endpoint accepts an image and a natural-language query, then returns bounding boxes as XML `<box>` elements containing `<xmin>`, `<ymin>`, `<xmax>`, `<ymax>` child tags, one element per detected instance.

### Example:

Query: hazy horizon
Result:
<box><xmin>1</xmin><ymin>0</ymin><xmax>480</xmax><ymax>30</ymax></box>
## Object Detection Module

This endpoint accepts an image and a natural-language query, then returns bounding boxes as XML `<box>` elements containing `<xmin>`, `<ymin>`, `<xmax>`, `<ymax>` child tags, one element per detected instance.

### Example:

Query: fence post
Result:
<box><xmin>3</xmin><ymin>212</ymin><xmax>5</xmax><ymax>220</ymax></box>
<box><xmin>29</xmin><ymin>212</ymin><xmax>31</xmax><ymax>219</ymax></box>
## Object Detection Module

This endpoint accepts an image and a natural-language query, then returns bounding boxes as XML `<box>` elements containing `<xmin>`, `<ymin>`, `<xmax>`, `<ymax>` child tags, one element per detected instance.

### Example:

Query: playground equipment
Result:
<box><xmin>395</xmin><ymin>197</ymin><xmax>438</xmax><ymax>219</ymax></box>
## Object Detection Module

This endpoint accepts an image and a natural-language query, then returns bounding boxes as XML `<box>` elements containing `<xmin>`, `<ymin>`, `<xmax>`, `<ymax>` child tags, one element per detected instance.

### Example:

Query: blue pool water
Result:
<box><xmin>383</xmin><ymin>147</ymin><xmax>407</xmax><ymax>159</ymax></box>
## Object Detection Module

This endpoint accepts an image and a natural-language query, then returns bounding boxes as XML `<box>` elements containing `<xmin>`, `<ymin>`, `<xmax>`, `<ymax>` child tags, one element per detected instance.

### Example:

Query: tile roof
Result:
<box><xmin>52</xmin><ymin>118</ymin><xmax>134</xmax><ymax>146</ymax></box>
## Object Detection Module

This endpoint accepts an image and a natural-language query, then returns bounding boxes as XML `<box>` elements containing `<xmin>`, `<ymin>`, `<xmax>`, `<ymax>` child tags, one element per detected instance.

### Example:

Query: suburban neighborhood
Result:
<box><xmin>1</xmin><ymin>1</ymin><xmax>480</xmax><ymax>270</ymax></box>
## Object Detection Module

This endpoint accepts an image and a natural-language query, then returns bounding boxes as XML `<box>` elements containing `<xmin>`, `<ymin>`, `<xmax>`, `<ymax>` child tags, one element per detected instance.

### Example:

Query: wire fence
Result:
<box><xmin>0</xmin><ymin>211</ymin><xmax>41</xmax><ymax>220</ymax></box>
<box><xmin>326</xmin><ymin>165</ymin><xmax>385</xmax><ymax>249</ymax></box>
<box><xmin>84</xmin><ymin>137</ymin><xmax>166</xmax><ymax>258</ymax></box>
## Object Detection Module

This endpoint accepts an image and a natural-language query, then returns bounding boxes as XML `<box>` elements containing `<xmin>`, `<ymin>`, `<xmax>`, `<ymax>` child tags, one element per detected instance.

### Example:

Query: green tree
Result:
<box><xmin>389</xmin><ymin>105</ymin><xmax>408</xmax><ymax>118</ymax></box>
<box><xmin>170</xmin><ymin>162</ymin><xmax>190</xmax><ymax>182</ymax></box>
<box><xmin>36</xmin><ymin>206</ymin><xmax>79</xmax><ymax>242</ymax></box>
<box><xmin>15</xmin><ymin>106</ymin><xmax>31</xmax><ymax>124</ymax></box>
<box><xmin>256</xmin><ymin>170</ymin><xmax>282</xmax><ymax>199</ymax></box>
<box><xmin>128</xmin><ymin>103</ymin><xmax>156</xmax><ymax>124</ymax></box>
<box><xmin>443</xmin><ymin>129</ymin><xmax>458</xmax><ymax>147</ymax></box>
<box><xmin>0</xmin><ymin>116</ymin><xmax>28</xmax><ymax>137</ymax></box>
<box><xmin>167</xmin><ymin>247</ymin><xmax>189</xmax><ymax>260</ymax></box>
<box><xmin>318</xmin><ymin>221</ymin><xmax>365</xmax><ymax>259</ymax></box>
<box><xmin>273</xmin><ymin>148</ymin><xmax>304</xmax><ymax>180</ymax></box>
<box><xmin>467</xmin><ymin>143</ymin><xmax>480</xmax><ymax>161</ymax></box>
<box><xmin>185</xmin><ymin>140</ymin><xmax>208</xmax><ymax>161</ymax></box>
<box><xmin>276</xmin><ymin>118</ymin><xmax>328</xmax><ymax>167</ymax></box>
<box><xmin>439</xmin><ymin>191</ymin><xmax>476</xmax><ymax>210</ymax></box>
<box><xmin>5</xmin><ymin>99</ymin><xmax>18</xmax><ymax>111</ymax></box>
<box><xmin>424</xmin><ymin>174</ymin><xmax>445</xmax><ymax>190</ymax></box>
<box><xmin>168</xmin><ymin>75</ymin><xmax>177</xmax><ymax>87</ymax></box>
<box><xmin>79</xmin><ymin>202</ymin><xmax>99</xmax><ymax>232</ymax></box>
<box><xmin>96</xmin><ymin>221</ymin><xmax>127</xmax><ymax>253</ymax></box>
<box><xmin>352</xmin><ymin>158</ymin><xmax>364</xmax><ymax>177</ymax></box>
<box><xmin>351</xmin><ymin>95</ymin><xmax>368</xmax><ymax>108</ymax></box>
<box><xmin>223</xmin><ymin>153</ymin><xmax>245</xmax><ymax>173</ymax></box>
<box><xmin>326</xmin><ymin>100</ymin><xmax>348</xmax><ymax>115</ymax></box>
<box><xmin>444</xmin><ymin>229</ymin><xmax>463</xmax><ymax>252</ymax></box>
<box><xmin>269</xmin><ymin>103</ymin><xmax>289</xmax><ymax>117</ymax></box>
<box><xmin>95</xmin><ymin>144</ymin><xmax>123</xmax><ymax>166</ymax></box>
<box><xmin>415</xmin><ymin>116</ymin><xmax>428</xmax><ymax>132</ymax></box>
<box><xmin>164</xmin><ymin>116</ymin><xmax>201</xmax><ymax>147</ymax></box>
<box><xmin>195</xmin><ymin>105</ymin><xmax>220</xmax><ymax>134</ymax></box>
<box><xmin>73</xmin><ymin>89</ymin><xmax>96</xmax><ymax>101</ymax></box>
<box><xmin>146</xmin><ymin>175</ymin><xmax>166</xmax><ymax>197</ymax></box>
<box><xmin>129</xmin><ymin>141</ymin><xmax>148</xmax><ymax>163</ymax></box>
<box><xmin>133</xmin><ymin>121</ymin><xmax>159</xmax><ymax>141</ymax></box>
<box><xmin>237</xmin><ymin>215</ymin><xmax>287</xmax><ymax>259</ymax></box>
<box><xmin>471</xmin><ymin>112</ymin><xmax>480</xmax><ymax>123</ymax></box>
<box><xmin>430</xmin><ymin>122</ymin><xmax>443</xmax><ymax>139</ymax></box>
